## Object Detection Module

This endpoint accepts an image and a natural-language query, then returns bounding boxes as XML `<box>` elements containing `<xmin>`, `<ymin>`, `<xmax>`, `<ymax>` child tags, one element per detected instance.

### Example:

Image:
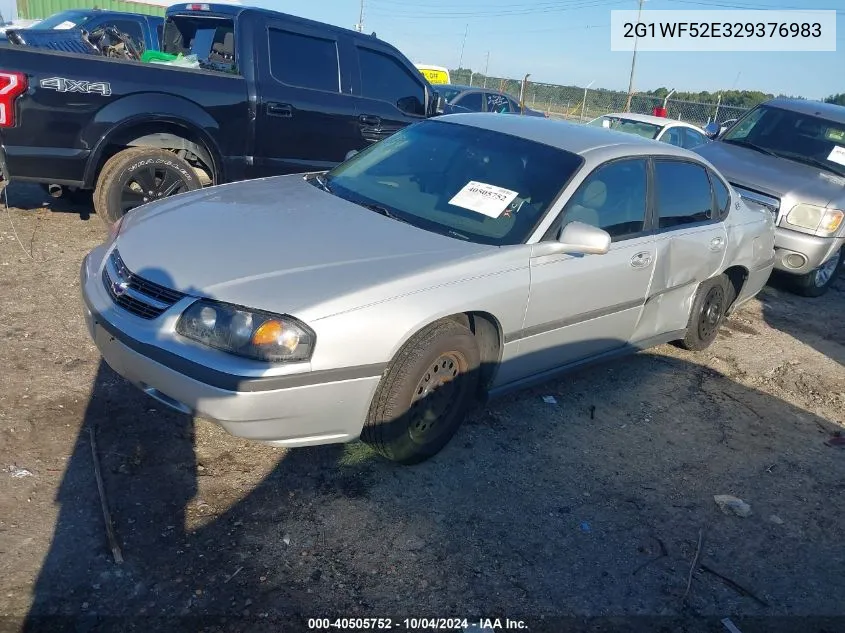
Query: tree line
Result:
<box><xmin>449</xmin><ymin>68</ymin><xmax>841</xmax><ymax>110</ymax></box>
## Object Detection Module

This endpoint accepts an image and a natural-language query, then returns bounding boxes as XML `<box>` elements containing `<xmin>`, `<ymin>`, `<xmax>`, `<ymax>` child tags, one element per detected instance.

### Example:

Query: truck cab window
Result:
<box><xmin>162</xmin><ymin>16</ymin><xmax>236</xmax><ymax>71</ymax></box>
<box><xmin>268</xmin><ymin>29</ymin><xmax>339</xmax><ymax>93</ymax></box>
<box><xmin>357</xmin><ymin>47</ymin><xmax>425</xmax><ymax>116</ymax></box>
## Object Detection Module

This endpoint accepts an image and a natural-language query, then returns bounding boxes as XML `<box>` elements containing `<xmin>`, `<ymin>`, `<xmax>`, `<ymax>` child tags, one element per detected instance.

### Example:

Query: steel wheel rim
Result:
<box><xmin>121</xmin><ymin>164</ymin><xmax>189</xmax><ymax>213</ymax></box>
<box><xmin>698</xmin><ymin>285</ymin><xmax>725</xmax><ymax>340</ymax></box>
<box><xmin>814</xmin><ymin>249</ymin><xmax>840</xmax><ymax>287</ymax></box>
<box><xmin>408</xmin><ymin>351</ymin><xmax>467</xmax><ymax>443</ymax></box>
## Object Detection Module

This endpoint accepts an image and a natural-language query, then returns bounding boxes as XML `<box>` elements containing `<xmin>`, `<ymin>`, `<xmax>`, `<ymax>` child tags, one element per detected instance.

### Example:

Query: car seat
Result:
<box><xmin>564</xmin><ymin>180</ymin><xmax>606</xmax><ymax>227</ymax></box>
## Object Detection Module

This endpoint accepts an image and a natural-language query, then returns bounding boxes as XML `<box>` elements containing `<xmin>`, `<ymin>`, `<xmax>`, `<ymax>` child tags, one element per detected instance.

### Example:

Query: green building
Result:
<box><xmin>16</xmin><ymin>0</ymin><xmax>167</xmax><ymax>19</ymax></box>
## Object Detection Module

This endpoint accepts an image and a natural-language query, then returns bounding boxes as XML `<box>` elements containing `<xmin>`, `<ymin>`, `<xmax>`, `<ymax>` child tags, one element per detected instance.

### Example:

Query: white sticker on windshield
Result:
<box><xmin>602</xmin><ymin>119</ymin><xmax>611</xmax><ymax>128</ymax></box>
<box><xmin>827</xmin><ymin>145</ymin><xmax>845</xmax><ymax>167</ymax></box>
<box><xmin>448</xmin><ymin>181</ymin><xmax>519</xmax><ymax>218</ymax></box>
<box><xmin>54</xmin><ymin>21</ymin><xmax>77</xmax><ymax>30</ymax></box>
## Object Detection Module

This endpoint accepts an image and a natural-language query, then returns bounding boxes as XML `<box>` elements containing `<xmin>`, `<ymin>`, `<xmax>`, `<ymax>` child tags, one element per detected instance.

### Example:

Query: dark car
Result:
<box><xmin>0</xmin><ymin>2</ymin><xmax>439</xmax><ymax>227</ymax></box>
<box><xmin>440</xmin><ymin>84</ymin><xmax>547</xmax><ymax>117</ymax></box>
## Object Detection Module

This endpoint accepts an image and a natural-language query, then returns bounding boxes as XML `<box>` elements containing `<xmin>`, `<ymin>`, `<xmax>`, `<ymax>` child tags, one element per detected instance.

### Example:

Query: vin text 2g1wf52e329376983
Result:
<box><xmin>0</xmin><ymin>2</ymin><xmax>441</xmax><ymax>227</ymax></box>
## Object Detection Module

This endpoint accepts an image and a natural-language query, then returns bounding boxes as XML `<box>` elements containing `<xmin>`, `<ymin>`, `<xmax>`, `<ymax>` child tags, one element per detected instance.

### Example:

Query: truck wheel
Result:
<box><xmin>675</xmin><ymin>274</ymin><xmax>730</xmax><ymax>351</ymax></box>
<box><xmin>93</xmin><ymin>147</ymin><xmax>200</xmax><ymax>229</ymax></box>
<box><xmin>362</xmin><ymin>320</ymin><xmax>480</xmax><ymax>465</ymax></box>
<box><xmin>788</xmin><ymin>247</ymin><xmax>843</xmax><ymax>298</ymax></box>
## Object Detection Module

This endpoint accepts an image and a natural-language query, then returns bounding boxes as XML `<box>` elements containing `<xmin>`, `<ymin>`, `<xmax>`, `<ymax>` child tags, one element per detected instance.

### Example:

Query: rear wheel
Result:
<box><xmin>787</xmin><ymin>247</ymin><xmax>843</xmax><ymax>298</ymax></box>
<box><xmin>362</xmin><ymin>320</ymin><xmax>480</xmax><ymax>465</ymax></box>
<box><xmin>93</xmin><ymin>147</ymin><xmax>200</xmax><ymax>229</ymax></box>
<box><xmin>675</xmin><ymin>275</ymin><xmax>730</xmax><ymax>351</ymax></box>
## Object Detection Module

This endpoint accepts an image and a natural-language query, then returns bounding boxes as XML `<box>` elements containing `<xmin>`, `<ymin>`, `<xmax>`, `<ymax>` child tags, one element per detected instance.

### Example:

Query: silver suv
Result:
<box><xmin>696</xmin><ymin>99</ymin><xmax>845</xmax><ymax>296</ymax></box>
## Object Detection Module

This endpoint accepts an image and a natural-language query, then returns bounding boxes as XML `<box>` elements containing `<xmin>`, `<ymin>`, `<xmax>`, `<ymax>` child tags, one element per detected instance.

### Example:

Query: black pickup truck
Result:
<box><xmin>0</xmin><ymin>2</ymin><xmax>439</xmax><ymax>227</ymax></box>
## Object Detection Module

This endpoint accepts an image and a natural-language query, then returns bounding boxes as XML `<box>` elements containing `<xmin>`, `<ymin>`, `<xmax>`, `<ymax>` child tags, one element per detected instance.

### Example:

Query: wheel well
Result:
<box><xmin>90</xmin><ymin>122</ymin><xmax>217</xmax><ymax>188</ymax></box>
<box><xmin>442</xmin><ymin>312</ymin><xmax>503</xmax><ymax>396</ymax></box>
<box><xmin>723</xmin><ymin>265</ymin><xmax>748</xmax><ymax>312</ymax></box>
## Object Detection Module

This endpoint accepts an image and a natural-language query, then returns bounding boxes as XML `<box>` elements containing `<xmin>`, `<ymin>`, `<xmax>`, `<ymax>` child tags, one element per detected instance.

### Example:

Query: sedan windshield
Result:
<box><xmin>323</xmin><ymin>120</ymin><xmax>583</xmax><ymax>246</ymax></box>
<box><xmin>589</xmin><ymin>116</ymin><xmax>662</xmax><ymax>140</ymax></box>
<box><xmin>722</xmin><ymin>105</ymin><xmax>845</xmax><ymax>177</ymax></box>
<box><xmin>439</xmin><ymin>87</ymin><xmax>464</xmax><ymax>103</ymax></box>
<box><xmin>31</xmin><ymin>10</ymin><xmax>89</xmax><ymax>30</ymax></box>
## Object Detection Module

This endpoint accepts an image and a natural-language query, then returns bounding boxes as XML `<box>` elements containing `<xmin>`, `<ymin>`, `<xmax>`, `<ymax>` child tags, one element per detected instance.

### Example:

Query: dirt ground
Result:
<box><xmin>0</xmin><ymin>183</ymin><xmax>843</xmax><ymax>633</ymax></box>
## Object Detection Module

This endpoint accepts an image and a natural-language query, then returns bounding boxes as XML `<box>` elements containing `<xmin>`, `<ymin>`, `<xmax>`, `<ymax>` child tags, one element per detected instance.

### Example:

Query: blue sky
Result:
<box><xmin>2</xmin><ymin>0</ymin><xmax>841</xmax><ymax>98</ymax></box>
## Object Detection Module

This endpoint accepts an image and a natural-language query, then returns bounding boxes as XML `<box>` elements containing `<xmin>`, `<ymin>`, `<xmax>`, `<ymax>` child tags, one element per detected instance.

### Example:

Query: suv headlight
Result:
<box><xmin>785</xmin><ymin>204</ymin><xmax>844</xmax><ymax>236</ymax></box>
<box><xmin>176</xmin><ymin>300</ymin><xmax>315</xmax><ymax>362</ymax></box>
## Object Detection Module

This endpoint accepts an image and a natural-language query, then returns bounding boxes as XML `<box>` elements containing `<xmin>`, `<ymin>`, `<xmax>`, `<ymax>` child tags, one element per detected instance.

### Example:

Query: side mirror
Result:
<box><xmin>558</xmin><ymin>221</ymin><xmax>611</xmax><ymax>254</ymax></box>
<box><xmin>431</xmin><ymin>90</ymin><xmax>445</xmax><ymax>115</ymax></box>
<box><xmin>344</xmin><ymin>149</ymin><xmax>359</xmax><ymax>161</ymax></box>
<box><xmin>704</xmin><ymin>122</ymin><xmax>721</xmax><ymax>139</ymax></box>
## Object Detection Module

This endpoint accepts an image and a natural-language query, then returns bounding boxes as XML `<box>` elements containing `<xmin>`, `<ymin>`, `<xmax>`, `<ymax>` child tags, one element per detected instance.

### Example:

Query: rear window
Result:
<box><xmin>162</xmin><ymin>15</ymin><xmax>237</xmax><ymax>73</ymax></box>
<box><xmin>268</xmin><ymin>28</ymin><xmax>339</xmax><ymax>93</ymax></box>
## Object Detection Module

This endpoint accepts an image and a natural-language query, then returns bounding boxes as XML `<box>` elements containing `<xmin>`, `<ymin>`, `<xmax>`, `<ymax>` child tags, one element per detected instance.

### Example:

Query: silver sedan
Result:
<box><xmin>80</xmin><ymin>114</ymin><xmax>776</xmax><ymax>464</ymax></box>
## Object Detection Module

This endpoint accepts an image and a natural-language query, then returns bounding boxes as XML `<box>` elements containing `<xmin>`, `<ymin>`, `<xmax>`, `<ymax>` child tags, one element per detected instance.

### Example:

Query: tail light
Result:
<box><xmin>0</xmin><ymin>71</ymin><xmax>27</xmax><ymax>128</ymax></box>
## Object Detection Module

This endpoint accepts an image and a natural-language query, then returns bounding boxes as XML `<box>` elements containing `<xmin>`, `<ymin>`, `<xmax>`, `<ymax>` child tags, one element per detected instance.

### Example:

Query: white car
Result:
<box><xmin>589</xmin><ymin>113</ymin><xmax>710</xmax><ymax>150</ymax></box>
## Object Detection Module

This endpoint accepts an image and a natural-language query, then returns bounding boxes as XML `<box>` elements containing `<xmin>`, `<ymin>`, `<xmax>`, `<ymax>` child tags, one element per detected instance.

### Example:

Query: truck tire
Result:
<box><xmin>787</xmin><ymin>246</ymin><xmax>844</xmax><ymax>298</ymax></box>
<box><xmin>93</xmin><ymin>147</ymin><xmax>200</xmax><ymax>229</ymax></box>
<box><xmin>674</xmin><ymin>274</ymin><xmax>731</xmax><ymax>351</ymax></box>
<box><xmin>362</xmin><ymin>320</ymin><xmax>480</xmax><ymax>465</ymax></box>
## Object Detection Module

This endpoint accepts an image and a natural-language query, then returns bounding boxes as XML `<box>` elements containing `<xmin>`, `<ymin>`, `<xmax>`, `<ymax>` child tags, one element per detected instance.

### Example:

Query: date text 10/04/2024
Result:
<box><xmin>307</xmin><ymin>618</ymin><xmax>529</xmax><ymax>630</ymax></box>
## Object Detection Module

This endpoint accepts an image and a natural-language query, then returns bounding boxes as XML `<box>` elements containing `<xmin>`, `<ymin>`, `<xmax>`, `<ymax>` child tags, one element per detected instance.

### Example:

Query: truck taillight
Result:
<box><xmin>185</xmin><ymin>3</ymin><xmax>211</xmax><ymax>9</ymax></box>
<box><xmin>0</xmin><ymin>71</ymin><xmax>27</xmax><ymax>128</ymax></box>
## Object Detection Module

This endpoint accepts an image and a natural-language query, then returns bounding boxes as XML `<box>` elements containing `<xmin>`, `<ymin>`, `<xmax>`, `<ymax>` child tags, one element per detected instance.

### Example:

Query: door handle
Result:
<box><xmin>630</xmin><ymin>251</ymin><xmax>653</xmax><ymax>268</ymax></box>
<box><xmin>359</xmin><ymin>114</ymin><xmax>382</xmax><ymax>127</ymax></box>
<box><xmin>267</xmin><ymin>102</ymin><xmax>293</xmax><ymax>118</ymax></box>
<box><xmin>709</xmin><ymin>236</ymin><xmax>726</xmax><ymax>251</ymax></box>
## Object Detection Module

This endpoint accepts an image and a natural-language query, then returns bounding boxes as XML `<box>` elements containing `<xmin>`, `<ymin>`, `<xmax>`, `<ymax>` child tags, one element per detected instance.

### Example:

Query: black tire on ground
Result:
<box><xmin>93</xmin><ymin>147</ymin><xmax>201</xmax><ymax>229</ymax></box>
<box><xmin>362</xmin><ymin>319</ymin><xmax>481</xmax><ymax>465</ymax></box>
<box><xmin>786</xmin><ymin>246</ymin><xmax>844</xmax><ymax>298</ymax></box>
<box><xmin>675</xmin><ymin>274</ymin><xmax>731</xmax><ymax>351</ymax></box>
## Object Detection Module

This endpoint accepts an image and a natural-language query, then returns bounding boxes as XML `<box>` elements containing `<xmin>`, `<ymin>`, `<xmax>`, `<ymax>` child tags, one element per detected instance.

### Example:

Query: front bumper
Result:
<box><xmin>80</xmin><ymin>251</ymin><xmax>382</xmax><ymax>447</ymax></box>
<box><xmin>773</xmin><ymin>228</ymin><xmax>844</xmax><ymax>275</ymax></box>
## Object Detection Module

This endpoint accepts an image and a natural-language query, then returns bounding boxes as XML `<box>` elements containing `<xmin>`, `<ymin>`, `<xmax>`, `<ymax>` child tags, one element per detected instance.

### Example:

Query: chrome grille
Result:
<box><xmin>732</xmin><ymin>184</ymin><xmax>780</xmax><ymax>216</ymax></box>
<box><xmin>102</xmin><ymin>250</ymin><xmax>185</xmax><ymax>320</ymax></box>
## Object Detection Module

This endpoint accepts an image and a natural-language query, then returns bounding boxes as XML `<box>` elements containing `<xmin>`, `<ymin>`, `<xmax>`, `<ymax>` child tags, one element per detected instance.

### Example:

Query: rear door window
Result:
<box><xmin>486</xmin><ymin>92</ymin><xmax>512</xmax><ymax>113</ymax></box>
<box><xmin>654</xmin><ymin>160</ymin><xmax>715</xmax><ymax>228</ymax></box>
<box><xmin>268</xmin><ymin>28</ymin><xmax>339</xmax><ymax>92</ymax></box>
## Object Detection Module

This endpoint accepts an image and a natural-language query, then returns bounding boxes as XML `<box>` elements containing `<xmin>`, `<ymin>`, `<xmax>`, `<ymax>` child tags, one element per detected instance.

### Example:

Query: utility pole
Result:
<box><xmin>458</xmin><ymin>24</ymin><xmax>468</xmax><ymax>69</ymax></box>
<box><xmin>483</xmin><ymin>51</ymin><xmax>490</xmax><ymax>88</ymax></box>
<box><xmin>624</xmin><ymin>0</ymin><xmax>644</xmax><ymax>112</ymax></box>
<box><xmin>356</xmin><ymin>0</ymin><xmax>364</xmax><ymax>32</ymax></box>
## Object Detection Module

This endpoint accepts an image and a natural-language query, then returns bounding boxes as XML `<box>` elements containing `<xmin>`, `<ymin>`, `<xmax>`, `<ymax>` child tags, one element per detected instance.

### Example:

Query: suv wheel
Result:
<box><xmin>789</xmin><ymin>247</ymin><xmax>844</xmax><ymax>298</ymax></box>
<box><xmin>93</xmin><ymin>147</ymin><xmax>200</xmax><ymax>229</ymax></box>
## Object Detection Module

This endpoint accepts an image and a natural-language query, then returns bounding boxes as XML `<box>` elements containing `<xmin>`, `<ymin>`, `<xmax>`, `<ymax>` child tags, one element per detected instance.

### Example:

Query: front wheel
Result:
<box><xmin>675</xmin><ymin>275</ymin><xmax>731</xmax><ymax>351</ymax></box>
<box><xmin>93</xmin><ymin>147</ymin><xmax>201</xmax><ymax>229</ymax></box>
<box><xmin>787</xmin><ymin>247</ymin><xmax>844</xmax><ymax>298</ymax></box>
<box><xmin>362</xmin><ymin>320</ymin><xmax>481</xmax><ymax>465</ymax></box>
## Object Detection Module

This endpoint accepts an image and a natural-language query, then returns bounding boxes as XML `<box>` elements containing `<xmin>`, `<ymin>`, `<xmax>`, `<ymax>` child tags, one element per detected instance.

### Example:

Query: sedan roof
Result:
<box><xmin>598</xmin><ymin>112</ymin><xmax>704</xmax><ymax>130</ymax></box>
<box><xmin>437</xmin><ymin>113</ymin><xmax>706</xmax><ymax>160</ymax></box>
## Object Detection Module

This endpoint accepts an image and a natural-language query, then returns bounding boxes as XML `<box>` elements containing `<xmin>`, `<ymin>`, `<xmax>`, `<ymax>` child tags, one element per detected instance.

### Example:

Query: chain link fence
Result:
<box><xmin>449</xmin><ymin>69</ymin><xmax>750</xmax><ymax>129</ymax></box>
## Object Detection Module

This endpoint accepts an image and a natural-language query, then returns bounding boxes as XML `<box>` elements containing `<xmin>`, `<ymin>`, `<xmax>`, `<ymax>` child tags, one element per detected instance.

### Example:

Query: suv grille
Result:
<box><xmin>102</xmin><ymin>250</ymin><xmax>185</xmax><ymax>319</ymax></box>
<box><xmin>731</xmin><ymin>184</ymin><xmax>780</xmax><ymax>216</ymax></box>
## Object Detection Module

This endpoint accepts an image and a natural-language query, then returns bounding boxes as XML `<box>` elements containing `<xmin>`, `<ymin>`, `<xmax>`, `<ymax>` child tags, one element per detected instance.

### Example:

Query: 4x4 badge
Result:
<box><xmin>40</xmin><ymin>77</ymin><xmax>112</xmax><ymax>97</ymax></box>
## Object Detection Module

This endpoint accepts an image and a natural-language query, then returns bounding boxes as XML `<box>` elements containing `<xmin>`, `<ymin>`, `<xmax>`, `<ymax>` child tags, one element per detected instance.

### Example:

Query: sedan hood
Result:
<box><xmin>115</xmin><ymin>175</ymin><xmax>492</xmax><ymax>319</ymax></box>
<box><xmin>694</xmin><ymin>141</ymin><xmax>845</xmax><ymax>208</ymax></box>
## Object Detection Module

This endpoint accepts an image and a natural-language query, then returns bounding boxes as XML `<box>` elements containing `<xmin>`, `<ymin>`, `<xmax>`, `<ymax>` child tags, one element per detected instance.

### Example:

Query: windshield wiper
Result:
<box><xmin>770</xmin><ymin>151</ymin><xmax>845</xmax><ymax>177</ymax></box>
<box><xmin>722</xmin><ymin>139</ymin><xmax>779</xmax><ymax>158</ymax></box>
<box><xmin>359</xmin><ymin>202</ymin><xmax>411</xmax><ymax>225</ymax></box>
<box><xmin>312</xmin><ymin>172</ymin><xmax>333</xmax><ymax>193</ymax></box>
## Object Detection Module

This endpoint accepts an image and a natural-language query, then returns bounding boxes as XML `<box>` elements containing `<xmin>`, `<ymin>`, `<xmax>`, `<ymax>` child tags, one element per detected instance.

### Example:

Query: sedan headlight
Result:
<box><xmin>176</xmin><ymin>300</ymin><xmax>315</xmax><ymax>362</ymax></box>
<box><xmin>785</xmin><ymin>204</ymin><xmax>844</xmax><ymax>236</ymax></box>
